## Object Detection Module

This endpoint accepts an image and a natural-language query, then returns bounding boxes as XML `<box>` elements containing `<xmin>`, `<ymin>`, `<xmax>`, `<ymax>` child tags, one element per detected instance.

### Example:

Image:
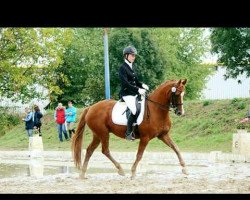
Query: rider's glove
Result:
<box><xmin>142</xmin><ymin>83</ymin><xmax>149</xmax><ymax>91</ymax></box>
<box><xmin>138</xmin><ymin>88</ymin><xmax>146</xmax><ymax>95</ymax></box>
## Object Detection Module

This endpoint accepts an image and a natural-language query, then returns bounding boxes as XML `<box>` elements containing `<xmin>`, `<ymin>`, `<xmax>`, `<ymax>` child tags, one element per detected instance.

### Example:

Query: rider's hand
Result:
<box><xmin>142</xmin><ymin>83</ymin><xmax>149</xmax><ymax>91</ymax></box>
<box><xmin>138</xmin><ymin>88</ymin><xmax>146</xmax><ymax>95</ymax></box>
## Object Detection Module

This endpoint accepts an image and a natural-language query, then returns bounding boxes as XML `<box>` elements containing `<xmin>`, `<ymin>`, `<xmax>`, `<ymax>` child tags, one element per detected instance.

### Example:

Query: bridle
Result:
<box><xmin>144</xmin><ymin>84</ymin><xmax>184</xmax><ymax>117</ymax></box>
<box><xmin>170</xmin><ymin>86</ymin><xmax>184</xmax><ymax>109</ymax></box>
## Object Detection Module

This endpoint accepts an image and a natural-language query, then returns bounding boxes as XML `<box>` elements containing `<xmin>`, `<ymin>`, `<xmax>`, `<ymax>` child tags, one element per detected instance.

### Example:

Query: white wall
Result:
<box><xmin>201</xmin><ymin>66</ymin><xmax>250</xmax><ymax>100</ymax></box>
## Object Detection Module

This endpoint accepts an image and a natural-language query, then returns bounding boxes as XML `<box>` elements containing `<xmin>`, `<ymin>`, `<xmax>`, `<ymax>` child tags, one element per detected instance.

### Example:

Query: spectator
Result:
<box><xmin>22</xmin><ymin>107</ymin><xmax>34</xmax><ymax>138</ymax></box>
<box><xmin>54</xmin><ymin>103</ymin><xmax>69</xmax><ymax>142</ymax></box>
<box><xmin>65</xmin><ymin>100</ymin><xmax>77</xmax><ymax>138</ymax></box>
<box><xmin>33</xmin><ymin>105</ymin><xmax>43</xmax><ymax>137</ymax></box>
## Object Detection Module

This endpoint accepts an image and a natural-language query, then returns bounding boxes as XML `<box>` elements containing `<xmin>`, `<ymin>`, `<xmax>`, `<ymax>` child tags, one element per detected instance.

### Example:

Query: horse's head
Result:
<box><xmin>147</xmin><ymin>78</ymin><xmax>188</xmax><ymax>116</ymax></box>
<box><xmin>170</xmin><ymin>79</ymin><xmax>187</xmax><ymax>116</ymax></box>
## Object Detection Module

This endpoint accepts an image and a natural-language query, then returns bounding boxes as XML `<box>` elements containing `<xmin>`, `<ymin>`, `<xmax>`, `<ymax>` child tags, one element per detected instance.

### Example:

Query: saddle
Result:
<box><xmin>111</xmin><ymin>95</ymin><xmax>146</xmax><ymax>126</ymax></box>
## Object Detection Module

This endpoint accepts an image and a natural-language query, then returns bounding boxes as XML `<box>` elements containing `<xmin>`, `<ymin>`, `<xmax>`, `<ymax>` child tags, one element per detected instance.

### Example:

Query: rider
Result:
<box><xmin>118</xmin><ymin>46</ymin><xmax>149</xmax><ymax>141</ymax></box>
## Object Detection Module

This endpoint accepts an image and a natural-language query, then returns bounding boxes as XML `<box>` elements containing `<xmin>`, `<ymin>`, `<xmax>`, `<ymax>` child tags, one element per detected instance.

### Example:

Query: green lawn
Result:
<box><xmin>0</xmin><ymin>98</ymin><xmax>249</xmax><ymax>153</ymax></box>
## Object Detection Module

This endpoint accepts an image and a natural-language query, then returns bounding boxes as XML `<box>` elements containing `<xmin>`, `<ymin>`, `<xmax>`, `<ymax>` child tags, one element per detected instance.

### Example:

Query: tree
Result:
<box><xmin>56</xmin><ymin>28</ymin><xmax>166</xmax><ymax>105</ymax></box>
<box><xmin>55</xmin><ymin>28</ymin><xmax>104</xmax><ymax>105</ymax></box>
<box><xmin>0</xmin><ymin>28</ymin><xmax>73</xmax><ymax>103</ymax></box>
<box><xmin>109</xmin><ymin>28</ymin><xmax>165</xmax><ymax>99</ymax></box>
<box><xmin>210</xmin><ymin>28</ymin><xmax>250</xmax><ymax>79</ymax></box>
<box><xmin>56</xmin><ymin>28</ymin><xmax>212</xmax><ymax>105</ymax></box>
<box><xmin>149</xmin><ymin>28</ymin><xmax>212</xmax><ymax>99</ymax></box>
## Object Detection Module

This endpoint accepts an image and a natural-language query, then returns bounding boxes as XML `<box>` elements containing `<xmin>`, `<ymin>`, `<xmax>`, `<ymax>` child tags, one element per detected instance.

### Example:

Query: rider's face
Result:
<box><xmin>127</xmin><ymin>53</ymin><xmax>136</xmax><ymax>63</ymax></box>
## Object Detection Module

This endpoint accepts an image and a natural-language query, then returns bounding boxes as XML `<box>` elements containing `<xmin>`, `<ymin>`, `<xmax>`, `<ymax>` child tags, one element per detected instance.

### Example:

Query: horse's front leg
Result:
<box><xmin>159</xmin><ymin>134</ymin><xmax>188</xmax><ymax>175</ymax></box>
<box><xmin>131</xmin><ymin>137</ymin><xmax>149</xmax><ymax>179</ymax></box>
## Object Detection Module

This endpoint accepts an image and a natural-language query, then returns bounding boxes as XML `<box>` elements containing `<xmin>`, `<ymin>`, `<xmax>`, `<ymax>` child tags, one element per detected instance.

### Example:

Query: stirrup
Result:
<box><xmin>125</xmin><ymin>131</ymin><xmax>135</xmax><ymax>141</ymax></box>
<box><xmin>126</xmin><ymin>134</ymin><xmax>135</xmax><ymax>141</ymax></box>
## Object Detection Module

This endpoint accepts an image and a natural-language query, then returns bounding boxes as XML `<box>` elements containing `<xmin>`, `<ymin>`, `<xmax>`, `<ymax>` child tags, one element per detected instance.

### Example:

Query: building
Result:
<box><xmin>201</xmin><ymin>66</ymin><xmax>250</xmax><ymax>100</ymax></box>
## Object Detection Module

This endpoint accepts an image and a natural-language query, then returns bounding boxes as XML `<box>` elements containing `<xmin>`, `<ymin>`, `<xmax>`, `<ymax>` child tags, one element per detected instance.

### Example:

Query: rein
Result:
<box><xmin>144</xmin><ymin>89</ymin><xmax>183</xmax><ymax>120</ymax></box>
<box><xmin>145</xmin><ymin>95</ymin><xmax>170</xmax><ymax>111</ymax></box>
<box><xmin>145</xmin><ymin>94</ymin><xmax>170</xmax><ymax>121</ymax></box>
<box><xmin>145</xmin><ymin>92</ymin><xmax>183</xmax><ymax>111</ymax></box>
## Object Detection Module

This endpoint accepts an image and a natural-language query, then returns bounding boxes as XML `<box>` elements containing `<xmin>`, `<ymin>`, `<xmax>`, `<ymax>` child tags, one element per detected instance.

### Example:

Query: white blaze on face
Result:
<box><xmin>180</xmin><ymin>91</ymin><xmax>185</xmax><ymax>115</ymax></box>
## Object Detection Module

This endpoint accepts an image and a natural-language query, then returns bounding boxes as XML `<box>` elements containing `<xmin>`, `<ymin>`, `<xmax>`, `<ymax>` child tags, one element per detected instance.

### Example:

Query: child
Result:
<box><xmin>22</xmin><ymin>107</ymin><xmax>34</xmax><ymax>138</ymax></box>
<box><xmin>33</xmin><ymin>105</ymin><xmax>43</xmax><ymax>137</ymax></box>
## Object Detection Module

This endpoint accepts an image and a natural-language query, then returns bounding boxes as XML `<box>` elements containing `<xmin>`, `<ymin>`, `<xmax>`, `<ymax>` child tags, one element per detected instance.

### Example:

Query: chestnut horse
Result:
<box><xmin>72</xmin><ymin>79</ymin><xmax>188</xmax><ymax>179</ymax></box>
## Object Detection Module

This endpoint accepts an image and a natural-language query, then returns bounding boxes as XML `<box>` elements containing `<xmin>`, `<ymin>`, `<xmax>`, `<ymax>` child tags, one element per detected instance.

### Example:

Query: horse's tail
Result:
<box><xmin>72</xmin><ymin>107</ymin><xmax>89</xmax><ymax>169</ymax></box>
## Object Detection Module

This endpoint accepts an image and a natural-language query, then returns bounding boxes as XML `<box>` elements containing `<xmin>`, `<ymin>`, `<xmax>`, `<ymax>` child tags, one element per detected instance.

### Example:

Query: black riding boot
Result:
<box><xmin>125</xmin><ymin>113</ymin><xmax>136</xmax><ymax>141</ymax></box>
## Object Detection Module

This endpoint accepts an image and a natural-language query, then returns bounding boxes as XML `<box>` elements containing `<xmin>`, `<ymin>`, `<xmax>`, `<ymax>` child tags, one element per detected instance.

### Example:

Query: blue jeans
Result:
<box><xmin>57</xmin><ymin>124</ymin><xmax>69</xmax><ymax>142</ymax></box>
<box><xmin>26</xmin><ymin>129</ymin><xmax>33</xmax><ymax>137</ymax></box>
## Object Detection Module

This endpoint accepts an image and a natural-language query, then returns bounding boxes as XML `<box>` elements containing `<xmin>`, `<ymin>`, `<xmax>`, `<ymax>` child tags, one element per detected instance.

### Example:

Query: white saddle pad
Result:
<box><xmin>111</xmin><ymin>95</ymin><xmax>146</xmax><ymax>126</ymax></box>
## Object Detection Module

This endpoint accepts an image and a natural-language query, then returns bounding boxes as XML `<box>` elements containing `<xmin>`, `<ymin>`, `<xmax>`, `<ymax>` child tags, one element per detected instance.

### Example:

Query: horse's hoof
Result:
<box><xmin>79</xmin><ymin>174</ymin><xmax>87</xmax><ymax>179</ymax></box>
<box><xmin>118</xmin><ymin>170</ymin><xmax>125</xmax><ymax>176</ymax></box>
<box><xmin>182</xmin><ymin>168</ymin><xmax>189</xmax><ymax>175</ymax></box>
<box><xmin>130</xmin><ymin>175</ymin><xmax>136</xmax><ymax>180</ymax></box>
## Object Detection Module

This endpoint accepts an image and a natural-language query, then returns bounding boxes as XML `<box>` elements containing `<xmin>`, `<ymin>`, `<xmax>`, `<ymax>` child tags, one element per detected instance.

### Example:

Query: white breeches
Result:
<box><xmin>122</xmin><ymin>95</ymin><xmax>137</xmax><ymax>115</ymax></box>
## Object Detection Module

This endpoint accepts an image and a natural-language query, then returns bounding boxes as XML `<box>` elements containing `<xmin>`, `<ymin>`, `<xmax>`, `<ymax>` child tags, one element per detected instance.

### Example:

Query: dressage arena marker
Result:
<box><xmin>28</xmin><ymin>134</ymin><xmax>44</xmax><ymax>177</ymax></box>
<box><xmin>232</xmin><ymin>130</ymin><xmax>250</xmax><ymax>157</ymax></box>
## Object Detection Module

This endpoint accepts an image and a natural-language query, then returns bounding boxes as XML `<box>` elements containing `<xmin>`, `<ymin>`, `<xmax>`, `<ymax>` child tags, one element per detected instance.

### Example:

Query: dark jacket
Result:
<box><xmin>24</xmin><ymin>112</ymin><xmax>34</xmax><ymax>130</ymax></box>
<box><xmin>34</xmin><ymin>111</ymin><xmax>43</xmax><ymax>126</ymax></box>
<box><xmin>118</xmin><ymin>62</ymin><xmax>143</xmax><ymax>98</ymax></box>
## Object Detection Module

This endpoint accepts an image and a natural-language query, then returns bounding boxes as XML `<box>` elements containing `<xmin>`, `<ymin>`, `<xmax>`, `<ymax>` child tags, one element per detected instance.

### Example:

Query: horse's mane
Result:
<box><xmin>150</xmin><ymin>79</ymin><xmax>177</xmax><ymax>95</ymax></box>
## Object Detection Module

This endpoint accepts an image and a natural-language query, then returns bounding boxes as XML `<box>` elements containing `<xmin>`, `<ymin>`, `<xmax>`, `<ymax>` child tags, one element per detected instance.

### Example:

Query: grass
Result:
<box><xmin>0</xmin><ymin>98</ymin><xmax>250</xmax><ymax>153</ymax></box>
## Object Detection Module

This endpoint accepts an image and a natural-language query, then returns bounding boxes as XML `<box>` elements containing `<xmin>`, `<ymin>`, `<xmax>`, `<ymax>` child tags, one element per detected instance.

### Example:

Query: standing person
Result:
<box><xmin>22</xmin><ymin>107</ymin><xmax>34</xmax><ymax>138</ymax></box>
<box><xmin>118</xmin><ymin>46</ymin><xmax>149</xmax><ymax>141</ymax></box>
<box><xmin>54</xmin><ymin>103</ymin><xmax>69</xmax><ymax>142</ymax></box>
<box><xmin>65</xmin><ymin>100</ymin><xmax>77</xmax><ymax>138</ymax></box>
<box><xmin>33</xmin><ymin>105</ymin><xmax>43</xmax><ymax>137</ymax></box>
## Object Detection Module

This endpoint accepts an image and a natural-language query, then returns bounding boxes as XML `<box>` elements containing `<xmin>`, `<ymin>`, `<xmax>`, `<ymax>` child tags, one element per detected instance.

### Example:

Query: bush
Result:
<box><xmin>7</xmin><ymin>115</ymin><xmax>20</xmax><ymax>126</ymax></box>
<box><xmin>231</xmin><ymin>98</ymin><xmax>239</xmax><ymax>104</ymax></box>
<box><xmin>230</xmin><ymin>98</ymin><xmax>246</xmax><ymax>110</ymax></box>
<box><xmin>213</xmin><ymin>111</ymin><xmax>219</xmax><ymax>116</ymax></box>
<box><xmin>237</xmin><ymin>123</ymin><xmax>246</xmax><ymax>129</ymax></box>
<box><xmin>237</xmin><ymin>102</ymin><xmax>246</xmax><ymax>110</ymax></box>
<box><xmin>0</xmin><ymin>109</ymin><xmax>21</xmax><ymax>137</ymax></box>
<box><xmin>203</xmin><ymin>100</ymin><xmax>212</xmax><ymax>106</ymax></box>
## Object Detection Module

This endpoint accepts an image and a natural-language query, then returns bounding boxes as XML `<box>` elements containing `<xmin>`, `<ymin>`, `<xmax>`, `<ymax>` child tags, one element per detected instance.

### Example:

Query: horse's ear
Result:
<box><xmin>182</xmin><ymin>79</ymin><xmax>187</xmax><ymax>85</ymax></box>
<box><xmin>177</xmin><ymin>79</ymin><xmax>182</xmax><ymax>86</ymax></box>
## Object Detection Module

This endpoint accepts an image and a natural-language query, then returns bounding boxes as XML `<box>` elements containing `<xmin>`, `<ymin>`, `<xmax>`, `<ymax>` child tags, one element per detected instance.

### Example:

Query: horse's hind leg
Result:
<box><xmin>80</xmin><ymin>134</ymin><xmax>100</xmax><ymax>179</ymax></box>
<box><xmin>159</xmin><ymin>134</ymin><xmax>188</xmax><ymax>175</ymax></box>
<box><xmin>101</xmin><ymin>134</ymin><xmax>125</xmax><ymax>176</ymax></box>
<box><xmin>131</xmin><ymin>137</ymin><xmax>149</xmax><ymax>179</ymax></box>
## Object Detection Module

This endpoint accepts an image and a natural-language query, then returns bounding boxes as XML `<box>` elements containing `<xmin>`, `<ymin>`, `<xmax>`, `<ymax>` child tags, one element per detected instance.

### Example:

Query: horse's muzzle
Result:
<box><xmin>174</xmin><ymin>109</ymin><xmax>182</xmax><ymax>116</ymax></box>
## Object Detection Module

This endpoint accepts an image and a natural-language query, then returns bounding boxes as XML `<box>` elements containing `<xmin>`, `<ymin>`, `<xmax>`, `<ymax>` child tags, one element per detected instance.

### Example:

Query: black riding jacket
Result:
<box><xmin>118</xmin><ymin>62</ymin><xmax>143</xmax><ymax>98</ymax></box>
